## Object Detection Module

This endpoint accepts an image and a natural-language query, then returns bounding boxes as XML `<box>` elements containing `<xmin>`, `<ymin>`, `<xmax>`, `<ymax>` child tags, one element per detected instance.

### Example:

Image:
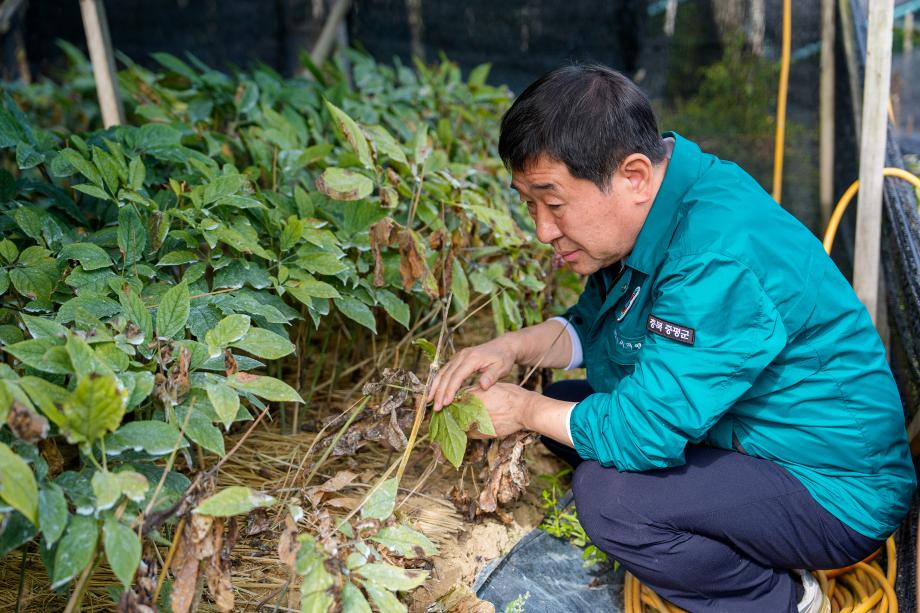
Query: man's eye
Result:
<box><xmin>547</xmin><ymin>203</ymin><xmax>563</xmax><ymax>211</ymax></box>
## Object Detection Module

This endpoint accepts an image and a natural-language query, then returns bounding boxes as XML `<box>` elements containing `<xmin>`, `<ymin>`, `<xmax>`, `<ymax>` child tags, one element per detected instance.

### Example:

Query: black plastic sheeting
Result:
<box><xmin>474</xmin><ymin>492</ymin><xmax>625</xmax><ymax>612</ymax></box>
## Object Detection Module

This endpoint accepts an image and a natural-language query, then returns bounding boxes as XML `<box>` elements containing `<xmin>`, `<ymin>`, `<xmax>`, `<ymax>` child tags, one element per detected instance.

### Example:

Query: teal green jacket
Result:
<box><xmin>565</xmin><ymin>133</ymin><xmax>915</xmax><ymax>540</ymax></box>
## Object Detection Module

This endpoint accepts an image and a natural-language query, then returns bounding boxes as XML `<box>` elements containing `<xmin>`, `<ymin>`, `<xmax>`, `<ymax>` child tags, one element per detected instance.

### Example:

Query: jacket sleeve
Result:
<box><xmin>568</xmin><ymin>252</ymin><xmax>787</xmax><ymax>471</ymax></box>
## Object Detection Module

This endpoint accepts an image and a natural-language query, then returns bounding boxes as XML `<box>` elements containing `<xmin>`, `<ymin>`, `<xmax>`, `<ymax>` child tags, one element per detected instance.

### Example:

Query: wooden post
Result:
<box><xmin>819</xmin><ymin>0</ymin><xmax>836</xmax><ymax>229</ymax></box>
<box><xmin>310</xmin><ymin>0</ymin><xmax>352</xmax><ymax>68</ymax></box>
<box><xmin>750</xmin><ymin>0</ymin><xmax>765</xmax><ymax>55</ymax></box>
<box><xmin>852</xmin><ymin>0</ymin><xmax>894</xmax><ymax>324</ymax></box>
<box><xmin>664</xmin><ymin>0</ymin><xmax>678</xmax><ymax>37</ymax></box>
<box><xmin>79</xmin><ymin>0</ymin><xmax>124</xmax><ymax>128</ymax></box>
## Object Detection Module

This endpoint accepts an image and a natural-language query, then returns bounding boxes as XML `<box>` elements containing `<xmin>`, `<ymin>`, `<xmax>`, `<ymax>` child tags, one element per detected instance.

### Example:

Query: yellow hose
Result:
<box><xmin>822</xmin><ymin>167</ymin><xmax>920</xmax><ymax>254</ymax></box>
<box><xmin>624</xmin><ymin>537</ymin><xmax>899</xmax><ymax>613</ymax></box>
<box><xmin>772</xmin><ymin>0</ymin><xmax>792</xmax><ymax>203</ymax></box>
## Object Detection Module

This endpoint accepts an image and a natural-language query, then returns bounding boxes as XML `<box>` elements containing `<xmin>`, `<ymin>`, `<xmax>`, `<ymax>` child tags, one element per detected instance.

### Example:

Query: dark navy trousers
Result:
<box><xmin>541</xmin><ymin>380</ymin><xmax>883</xmax><ymax>613</ymax></box>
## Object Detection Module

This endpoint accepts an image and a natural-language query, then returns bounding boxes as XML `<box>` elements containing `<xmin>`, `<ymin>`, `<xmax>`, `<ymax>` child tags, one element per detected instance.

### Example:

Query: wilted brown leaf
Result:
<box><xmin>398</xmin><ymin>229</ymin><xmax>427</xmax><ymax>291</ymax></box>
<box><xmin>39</xmin><ymin>439</ymin><xmax>64</xmax><ymax>479</ymax></box>
<box><xmin>6</xmin><ymin>400</ymin><xmax>49</xmax><ymax>443</ymax></box>
<box><xmin>223</xmin><ymin>348</ymin><xmax>238</xmax><ymax>377</ymax></box>
<box><xmin>477</xmin><ymin>433</ymin><xmax>535</xmax><ymax>514</ymax></box>
<box><xmin>278</xmin><ymin>514</ymin><xmax>300</xmax><ymax>571</ymax></box>
<box><xmin>369</xmin><ymin>218</ymin><xmax>397</xmax><ymax>287</ymax></box>
<box><xmin>205</xmin><ymin>519</ymin><xmax>234</xmax><ymax>612</ymax></box>
<box><xmin>244</xmin><ymin>507</ymin><xmax>271</xmax><ymax>536</ymax></box>
<box><xmin>170</xmin><ymin>514</ymin><xmax>219</xmax><ymax>613</ymax></box>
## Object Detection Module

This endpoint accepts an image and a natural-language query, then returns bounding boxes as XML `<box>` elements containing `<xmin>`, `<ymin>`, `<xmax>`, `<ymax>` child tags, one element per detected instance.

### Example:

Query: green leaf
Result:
<box><xmin>9</xmin><ymin>264</ymin><xmax>57</xmax><ymax>301</ymax></box>
<box><xmin>0</xmin><ymin>512</ymin><xmax>36</xmax><ymax>558</ymax></box>
<box><xmin>0</xmin><ymin>238</ymin><xmax>19</xmax><ymax>264</ymax></box>
<box><xmin>450</xmin><ymin>259</ymin><xmax>470</xmax><ymax>310</ymax></box>
<box><xmin>0</xmin><ymin>442</ymin><xmax>39</xmax><ymax>525</ymax></box>
<box><xmin>334</xmin><ymin>296</ymin><xmax>377</xmax><ymax>333</ymax></box>
<box><xmin>357</xmin><ymin>563</ymin><xmax>427</xmax><ymax>591</ymax></box>
<box><xmin>93</xmin><ymin>146</ymin><xmax>121</xmax><ymax>194</ymax></box>
<box><xmin>176</xmin><ymin>406</ymin><xmax>225</xmax><ymax>456</ymax></box>
<box><xmin>363</xmin><ymin>581</ymin><xmax>408</xmax><ymax>613</ymax></box>
<box><xmin>286</xmin><ymin>276</ymin><xmax>340</xmax><ymax>302</ymax></box>
<box><xmin>61</xmin><ymin>374</ymin><xmax>127</xmax><ymax>447</ymax></box>
<box><xmin>315</xmin><ymin>167</ymin><xmax>374</xmax><ymax>201</ymax></box>
<box><xmin>122</xmin><ymin>371</ymin><xmax>155</xmax><ymax>408</ymax></box>
<box><xmin>376</xmin><ymin>290</ymin><xmax>410</xmax><ymax>329</ymax></box>
<box><xmin>51</xmin><ymin>515</ymin><xmax>98</xmax><ymax>589</ymax></box>
<box><xmin>0</xmin><ymin>268</ymin><xmax>8</xmax><ymax>295</ymax></box>
<box><xmin>230</xmin><ymin>327</ymin><xmax>295</xmax><ymax>360</ymax></box>
<box><xmin>297</xmin><ymin>534</ymin><xmax>335</xmax><ymax>612</ymax></box>
<box><xmin>412</xmin><ymin>338</ymin><xmax>437</xmax><ymax>362</ymax></box>
<box><xmin>4</xmin><ymin>337</ymin><xmax>71</xmax><ymax>374</ymax></box>
<box><xmin>21</xmin><ymin>314</ymin><xmax>67</xmax><ymax>338</ymax></box>
<box><xmin>364</xmin><ymin>124</ymin><xmax>409</xmax><ymax>166</ymax></box>
<box><xmin>202</xmin><ymin>173</ymin><xmax>244</xmax><ymax>205</ymax></box>
<box><xmin>38</xmin><ymin>483</ymin><xmax>68</xmax><ymax>546</ymax></box>
<box><xmin>447</xmin><ymin>393</ymin><xmax>495</xmax><ymax>436</ymax></box>
<box><xmin>104</xmin><ymin>421</ymin><xmax>188</xmax><ymax>457</ymax></box>
<box><xmin>118</xmin><ymin>287</ymin><xmax>153</xmax><ymax>344</ymax></box>
<box><xmin>194</xmin><ymin>486</ymin><xmax>275</xmax><ymax>516</ymax></box>
<box><xmin>116</xmin><ymin>471</ymin><xmax>149</xmax><ymax>501</ymax></box>
<box><xmin>324</xmin><ymin>99</ymin><xmax>373</xmax><ymax>170</ymax></box>
<box><xmin>66</xmin><ymin>334</ymin><xmax>112</xmax><ymax>379</ymax></box>
<box><xmin>227</xmin><ymin>373</ymin><xmax>303</xmax><ymax>403</ymax></box>
<box><xmin>156</xmin><ymin>282</ymin><xmax>190</xmax><ymax>339</ymax></box>
<box><xmin>156</xmin><ymin>250</ymin><xmax>199</xmax><ymax>266</ymax></box>
<box><xmin>61</xmin><ymin>148</ymin><xmax>103</xmax><ymax>187</ymax></box>
<box><xmin>412</xmin><ymin>123</ymin><xmax>430</xmax><ymax>168</ymax></box>
<box><xmin>73</xmin><ymin>183</ymin><xmax>111</xmax><ymax>200</ymax></box>
<box><xmin>341</xmin><ymin>582</ymin><xmax>373</xmax><ymax>613</ymax></box>
<box><xmin>117</xmin><ymin>206</ymin><xmax>147</xmax><ymax>265</ymax></box>
<box><xmin>429</xmin><ymin>408</ymin><xmax>466</xmax><ymax>469</ymax></box>
<box><xmin>361</xmin><ymin>478</ymin><xmax>397</xmax><ymax>520</ymax></box>
<box><xmin>127</xmin><ymin>157</ymin><xmax>146</xmax><ymax>190</ymax></box>
<box><xmin>18</xmin><ymin>376</ymin><xmax>68</xmax><ymax>426</ymax></box>
<box><xmin>370</xmin><ymin>524</ymin><xmax>438</xmax><ymax>558</ymax></box>
<box><xmin>91</xmin><ymin>470</ymin><xmax>122</xmax><ymax>511</ymax></box>
<box><xmin>16</xmin><ymin>141</ymin><xmax>44</xmax><ymax>169</ymax></box>
<box><xmin>206</xmin><ymin>383</ymin><xmax>240</xmax><ymax>430</ymax></box>
<box><xmin>204</xmin><ymin>314</ymin><xmax>251</xmax><ymax>357</ymax></box>
<box><xmin>103</xmin><ymin>516</ymin><xmax>141</xmax><ymax>588</ymax></box>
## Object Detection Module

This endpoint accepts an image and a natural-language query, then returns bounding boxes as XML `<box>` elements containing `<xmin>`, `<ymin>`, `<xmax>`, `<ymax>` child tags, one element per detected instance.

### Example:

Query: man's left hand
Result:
<box><xmin>468</xmin><ymin>382</ymin><xmax>533</xmax><ymax>438</ymax></box>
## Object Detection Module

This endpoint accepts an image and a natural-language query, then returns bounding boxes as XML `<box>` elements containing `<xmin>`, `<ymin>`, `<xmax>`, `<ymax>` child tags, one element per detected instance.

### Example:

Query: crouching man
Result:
<box><xmin>428</xmin><ymin>64</ymin><xmax>915</xmax><ymax>612</ymax></box>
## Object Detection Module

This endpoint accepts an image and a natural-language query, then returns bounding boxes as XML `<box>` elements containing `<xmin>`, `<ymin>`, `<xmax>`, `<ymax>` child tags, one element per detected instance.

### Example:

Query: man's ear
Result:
<box><xmin>619</xmin><ymin>153</ymin><xmax>654</xmax><ymax>196</ymax></box>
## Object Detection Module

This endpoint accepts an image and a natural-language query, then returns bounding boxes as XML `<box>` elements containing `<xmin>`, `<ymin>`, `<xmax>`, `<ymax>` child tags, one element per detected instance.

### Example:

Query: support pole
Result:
<box><xmin>79</xmin><ymin>0</ymin><xmax>124</xmax><ymax>127</ymax></box>
<box><xmin>852</xmin><ymin>0</ymin><xmax>894</xmax><ymax>324</ymax></box>
<box><xmin>310</xmin><ymin>0</ymin><xmax>352</xmax><ymax>67</ymax></box>
<box><xmin>819</xmin><ymin>0</ymin><xmax>836</xmax><ymax>229</ymax></box>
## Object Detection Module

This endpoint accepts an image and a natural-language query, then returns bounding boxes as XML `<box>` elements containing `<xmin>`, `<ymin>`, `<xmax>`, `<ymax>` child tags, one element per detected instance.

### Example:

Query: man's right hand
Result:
<box><xmin>427</xmin><ymin>337</ymin><xmax>518</xmax><ymax>412</ymax></box>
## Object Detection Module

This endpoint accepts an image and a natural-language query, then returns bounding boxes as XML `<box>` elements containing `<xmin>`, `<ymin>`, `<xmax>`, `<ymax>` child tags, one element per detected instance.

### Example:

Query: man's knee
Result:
<box><xmin>572</xmin><ymin>461</ymin><xmax>641</xmax><ymax>546</ymax></box>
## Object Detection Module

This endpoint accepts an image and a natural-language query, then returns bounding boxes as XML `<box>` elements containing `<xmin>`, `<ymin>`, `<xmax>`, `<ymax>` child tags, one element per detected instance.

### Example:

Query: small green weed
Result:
<box><xmin>537</xmin><ymin>468</ymin><xmax>611</xmax><ymax>569</ymax></box>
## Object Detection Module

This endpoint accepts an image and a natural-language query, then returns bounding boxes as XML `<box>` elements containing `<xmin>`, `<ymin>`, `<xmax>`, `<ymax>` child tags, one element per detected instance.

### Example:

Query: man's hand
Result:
<box><xmin>428</xmin><ymin>337</ymin><xmax>518</xmax><ymax>411</ymax></box>
<box><xmin>468</xmin><ymin>382</ymin><xmax>530</xmax><ymax>438</ymax></box>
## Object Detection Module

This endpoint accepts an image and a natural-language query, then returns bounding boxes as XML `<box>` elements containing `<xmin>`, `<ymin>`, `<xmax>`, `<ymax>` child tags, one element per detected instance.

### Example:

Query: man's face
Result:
<box><xmin>511</xmin><ymin>155</ymin><xmax>654</xmax><ymax>275</ymax></box>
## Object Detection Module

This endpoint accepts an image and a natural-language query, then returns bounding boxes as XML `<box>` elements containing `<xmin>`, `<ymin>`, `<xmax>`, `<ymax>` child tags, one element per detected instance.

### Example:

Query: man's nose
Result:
<box><xmin>534</xmin><ymin>207</ymin><xmax>563</xmax><ymax>244</ymax></box>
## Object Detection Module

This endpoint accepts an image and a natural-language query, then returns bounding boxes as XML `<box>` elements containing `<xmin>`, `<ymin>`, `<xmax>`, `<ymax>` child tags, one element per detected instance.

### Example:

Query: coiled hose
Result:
<box><xmin>623</xmin><ymin>537</ymin><xmax>898</xmax><ymax>613</ymax></box>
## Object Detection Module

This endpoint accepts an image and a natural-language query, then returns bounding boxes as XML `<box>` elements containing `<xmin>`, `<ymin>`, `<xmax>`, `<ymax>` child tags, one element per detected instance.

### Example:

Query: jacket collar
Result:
<box><xmin>624</xmin><ymin>132</ymin><xmax>702</xmax><ymax>275</ymax></box>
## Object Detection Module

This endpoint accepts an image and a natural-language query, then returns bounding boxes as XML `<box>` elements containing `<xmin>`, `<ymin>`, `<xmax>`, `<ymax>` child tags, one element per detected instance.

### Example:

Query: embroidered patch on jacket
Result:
<box><xmin>615</xmin><ymin>285</ymin><xmax>641</xmax><ymax>322</ymax></box>
<box><xmin>646</xmin><ymin>315</ymin><xmax>695</xmax><ymax>345</ymax></box>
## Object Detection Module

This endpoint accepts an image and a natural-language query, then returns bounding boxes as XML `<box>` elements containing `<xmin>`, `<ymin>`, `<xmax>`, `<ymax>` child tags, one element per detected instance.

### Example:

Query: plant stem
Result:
<box><xmin>14</xmin><ymin>547</ymin><xmax>26</xmax><ymax>613</ymax></box>
<box><xmin>302</xmin><ymin>396</ymin><xmax>369</xmax><ymax>488</ymax></box>
<box><xmin>63</xmin><ymin>542</ymin><xmax>99</xmax><ymax>613</ymax></box>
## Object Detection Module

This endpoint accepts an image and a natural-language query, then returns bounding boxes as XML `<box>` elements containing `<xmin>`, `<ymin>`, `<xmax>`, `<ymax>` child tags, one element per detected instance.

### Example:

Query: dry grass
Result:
<box><xmin>0</xmin><ymin>308</ymin><xmax>561</xmax><ymax>612</ymax></box>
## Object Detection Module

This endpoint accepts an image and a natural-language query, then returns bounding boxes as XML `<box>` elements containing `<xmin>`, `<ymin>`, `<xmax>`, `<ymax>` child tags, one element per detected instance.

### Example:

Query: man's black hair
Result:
<box><xmin>498</xmin><ymin>64</ymin><xmax>666</xmax><ymax>190</ymax></box>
